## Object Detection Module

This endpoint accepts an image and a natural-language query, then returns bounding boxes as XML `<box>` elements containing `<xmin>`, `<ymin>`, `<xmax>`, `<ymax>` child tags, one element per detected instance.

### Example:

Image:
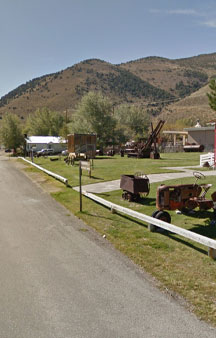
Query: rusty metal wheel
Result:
<box><xmin>148</xmin><ymin>210</ymin><xmax>160</xmax><ymax>232</ymax></box>
<box><xmin>185</xmin><ymin>199</ymin><xmax>198</xmax><ymax>210</ymax></box>
<box><xmin>122</xmin><ymin>192</ymin><xmax>126</xmax><ymax>200</ymax></box>
<box><xmin>155</xmin><ymin>211</ymin><xmax>171</xmax><ymax>223</ymax></box>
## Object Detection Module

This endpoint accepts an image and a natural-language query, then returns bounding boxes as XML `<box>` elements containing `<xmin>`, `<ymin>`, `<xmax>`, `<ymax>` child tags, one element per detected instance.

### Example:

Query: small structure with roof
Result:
<box><xmin>162</xmin><ymin>130</ymin><xmax>188</xmax><ymax>146</ymax></box>
<box><xmin>184</xmin><ymin>120</ymin><xmax>215</xmax><ymax>152</ymax></box>
<box><xmin>25</xmin><ymin>136</ymin><xmax>67</xmax><ymax>153</ymax></box>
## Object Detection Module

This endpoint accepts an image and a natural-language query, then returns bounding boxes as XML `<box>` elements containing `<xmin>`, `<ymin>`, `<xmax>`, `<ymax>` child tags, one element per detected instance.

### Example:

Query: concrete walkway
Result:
<box><xmin>74</xmin><ymin>166</ymin><xmax>216</xmax><ymax>193</ymax></box>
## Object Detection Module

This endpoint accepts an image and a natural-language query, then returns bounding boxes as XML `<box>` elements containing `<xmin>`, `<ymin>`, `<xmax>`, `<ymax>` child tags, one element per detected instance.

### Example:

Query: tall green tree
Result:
<box><xmin>114</xmin><ymin>104</ymin><xmax>150</xmax><ymax>141</ymax></box>
<box><xmin>70</xmin><ymin>92</ymin><xmax>116</xmax><ymax>148</ymax></box>
<box><xmin>25</xmin><ymin>108</ymin><xmax>64</xmax><ymax>136</ymax></box>
<box><xmin>0</xmin><ymin>113</ymin><xmax>24</xmax><ymax>151</ymax></box>
<box><xmin>207</xmin><ymin>79</ymin><xmax>216</xmax><ymax>111</ymax></box>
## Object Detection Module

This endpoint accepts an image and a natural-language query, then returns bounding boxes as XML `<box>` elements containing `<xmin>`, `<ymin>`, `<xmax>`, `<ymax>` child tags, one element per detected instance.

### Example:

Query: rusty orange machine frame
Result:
<box><xmin>150</xmin><ymin>172</ymin><xmax>216</xmax><ymax>226</ymax></box>
<box><xmin>67</xmin><ymin>133</ymin><xmax>97</xmax><ymax>158</ymax></box>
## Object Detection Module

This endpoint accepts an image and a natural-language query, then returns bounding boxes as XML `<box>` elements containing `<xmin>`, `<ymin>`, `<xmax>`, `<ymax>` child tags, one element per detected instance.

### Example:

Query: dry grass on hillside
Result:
<box><xmin>160</xmin><ymin>85</ymin><xmax>214</xmax><ymax>124</ymax></box>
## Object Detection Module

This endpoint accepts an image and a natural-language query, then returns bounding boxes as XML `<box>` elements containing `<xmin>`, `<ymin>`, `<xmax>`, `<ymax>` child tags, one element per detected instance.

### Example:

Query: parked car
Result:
<box><xmin>36</xmin><ymin>149</ymin><xmax>54</xmax><ymax>157</ymax></box>
<box><xmin>61</xmin><ymin>149</ymin><xmax>69</xmax><ymax>156</ymax></box>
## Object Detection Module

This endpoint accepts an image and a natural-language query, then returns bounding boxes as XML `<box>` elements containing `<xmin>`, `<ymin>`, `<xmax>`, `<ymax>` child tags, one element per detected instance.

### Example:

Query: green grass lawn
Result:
<box><xmin>30</xmin><ymin>152</ymin><xmax>202</xmax><ymax>187</ymax></box>
<box><xmin>20</xmin><ymin>152</ymin><xmax>216</xmax><ymax>325</ymax></box>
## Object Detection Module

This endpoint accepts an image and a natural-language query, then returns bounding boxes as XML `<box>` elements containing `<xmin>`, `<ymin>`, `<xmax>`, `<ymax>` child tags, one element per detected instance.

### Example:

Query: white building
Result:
<box><xmin>25</xmin><ymin>136</ymin><xmax>67</xmax><ymax>153</ymax></box>
<box><xmin>184</xmin><ymin>126</ymin><xmax>215</xmax><ymax>152</ymax></box>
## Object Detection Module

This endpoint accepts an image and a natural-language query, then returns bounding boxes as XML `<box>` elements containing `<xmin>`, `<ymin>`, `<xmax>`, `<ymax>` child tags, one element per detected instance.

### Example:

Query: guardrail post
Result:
<box><xmin>83</xmin><ymin>192</ymin><xmax>216</xmax><ymax>259</ymax></box>
<box><xmin>148</xmin><ymin>223</ymin><xmax>156</xmax><ymax>232</ymax></box>
<box><xmin>208</xmin><ymin>248</ymin><xmax>216</xmax><ymax>260</ymax></box>
<box><xmin>79</xmin><ymin>161</ymin><xmax>82</xmax><ymax>212</ymax></box>
<box><xmin>111</xmin><ymin>206</ymin><xmax>116</xmax><ymax>214</ymax></box>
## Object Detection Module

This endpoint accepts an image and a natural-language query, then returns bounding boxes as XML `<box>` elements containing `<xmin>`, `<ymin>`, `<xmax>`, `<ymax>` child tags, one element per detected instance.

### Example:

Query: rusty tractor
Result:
<box><xmin>151</xmin><ymin>171</ymin><xmax>216</xmax><ymax>225</ymax></box>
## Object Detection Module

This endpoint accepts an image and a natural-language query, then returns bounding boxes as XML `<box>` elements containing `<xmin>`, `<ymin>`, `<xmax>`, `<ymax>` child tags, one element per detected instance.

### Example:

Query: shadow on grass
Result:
<box><xmin>166</xmin><ymin>233</ymin><xmax>207</xmax><ymax>255</ymax></box>
<box><xmin>137</xmin><ymin>197</ymin><xmax>156</xmax><ymax>206</ymax></box>
<box><xmin>96</xmin><ymin>193</ymin><xmax>112</xmax><ymax>197</ymax></box>
<box><xmin>96</xmin><ymin>193</ymin><xmax>156</xmax><ymax>206</ymax></box>
<box><xmin>81</xmin><ymin>210</ymin><xmax>115</xmax><ymax>222</ymax></box>
<box><xmin>89</xmin><ymin>176</ymin><xmax>104</xmax><ymax>180</ymax></box>
<box><xmin>182</xmin><ymin>209</ymin><xmax>213</xmax><ymax>220</ymax></box>
<box><xmin>83</xmin><ymin>194</ymin><xmax>210</xmax><ymax>256</ymax></box>
<box><xmin>95</xmin><ymin>157</ymin><xmax>117</xmax><ymax>160</ymax></box>
<box><xmin>98</xmin><ymin>207</ymin><xmax>209</xmax><ymax>256</ymax></box>
<box><xmin>189</xmin><ymin>223</ymin><xmax>216</xmax><ymax>240</ymax></box>
<box><xmin>113</xmin><ymin>212</ymin><xmax>208</xmax><ymax>255</ymax></box>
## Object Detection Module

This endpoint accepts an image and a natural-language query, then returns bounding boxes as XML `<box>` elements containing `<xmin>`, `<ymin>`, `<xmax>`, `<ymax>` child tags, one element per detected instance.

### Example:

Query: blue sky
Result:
<box><xmin>0</xmin><ymin>0</ymin><xmax>216</xmax><ymax>98</ymax></box>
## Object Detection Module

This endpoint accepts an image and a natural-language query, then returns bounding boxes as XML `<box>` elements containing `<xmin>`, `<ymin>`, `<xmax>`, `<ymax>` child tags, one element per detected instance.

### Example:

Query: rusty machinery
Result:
<box><xmin>120</xmin><ymin>173</ymin><xmax>150</xmax><ymax>202</ymax></box>
<box><xmin>151</xmin><ymin>171</ymin><xmax>216</xmax><ymax>224</ymax></box>
<box><xmin>127</xmin><ymin>120</ymin><xmax>165</xmax><ymax>159</ymax></box>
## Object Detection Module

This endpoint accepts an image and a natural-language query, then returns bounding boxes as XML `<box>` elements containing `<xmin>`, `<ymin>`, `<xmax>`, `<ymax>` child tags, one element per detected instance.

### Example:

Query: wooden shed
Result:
<box><xmin>67</xmin><ymin>133</ymin><xmax>97</xmax><ymax>158</ymax></box>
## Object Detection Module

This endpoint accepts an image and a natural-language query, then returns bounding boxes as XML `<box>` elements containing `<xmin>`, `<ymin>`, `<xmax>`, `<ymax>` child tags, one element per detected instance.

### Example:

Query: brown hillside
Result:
<box><xmin>0</xmin><ymin>53</ymin><xmax>216</xmax><ymax>123</ymax></box>
<box><xmin>159</xmin><ymin>84</ymin><xmax>215</xmax><ymax>124</ymax></box>
<box><xmin>0</xmin><ymin>59</ymin><xmax>173</xmax><ymax>120</ymax></box>
<box><xmin>120</xmin><ymin>57</ymin><xmax>187</xmax><ymax>93</ymax></box>
<box><xmin>121</xmin><ymin>53</ymin><xmax>216</xmax><ymax>88</ymax></box>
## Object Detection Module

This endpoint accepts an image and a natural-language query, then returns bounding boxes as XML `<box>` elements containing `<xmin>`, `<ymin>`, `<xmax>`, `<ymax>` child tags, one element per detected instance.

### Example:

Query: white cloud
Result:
<box><xmin>150</xmin><ymin>7</ymin><xmax>216</xmax><ymax>29</ymax></box>
<box><xmin>167</xmin><ymin>9</ymin><xmax>200</xmax><ymax>16</ymax></box>
<box><xmin>150</xmin><ymin>8</ymin><xmax>204</xmax><ymax>17</ymax></box>
<box><xmin>202</xmin><ymin>20</ymin><xmax>216</xmax><ymax>28</ymax></box>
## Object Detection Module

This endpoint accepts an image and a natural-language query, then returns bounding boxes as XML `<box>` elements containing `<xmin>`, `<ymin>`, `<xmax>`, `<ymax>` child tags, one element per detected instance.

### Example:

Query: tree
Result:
<box><xmin>25</xmin><ymin>107</ymin><xmax>64</xmax><ymax>136</ymax></box>
<box><xmin>207</xmin><ymin>79</ymin><xmax>216</xmax><ymax>111</ymax></box>
<box><xmin>114</xmin><ymin>105</ymin><xmax>150</xmax><ymax>141</ymax></box>
<box><xmin>70</xmin><ymin>92</ymin><xmax>116</xmax><ymax>148</ymax></box>
<box><xmin>0</xmin><ymin>113</ymin><xmax>24</xmax><ymax>151</ymax></box>
<box><xmin>59</xmin><ymin>122</ymin><xmax>70</xmax><ymax>139</ymax></box>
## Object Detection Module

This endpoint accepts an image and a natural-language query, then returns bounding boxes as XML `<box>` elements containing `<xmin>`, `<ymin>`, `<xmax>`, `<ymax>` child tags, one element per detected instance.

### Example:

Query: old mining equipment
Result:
<box><xmin>150</xmin><ymin>171</ymin><xmax>216</xmax><ymax>228</ymax></box>
<box><xmin>127</xmin><ymin>120</ymin><xmax>165</xmax><ymax>159</ymax></box>
<box><xmin>120</xmin><ymin>173</ymin><xmax>150</xmax><ymax>202</ymax></box>
<box><xmin>183</xmin><ymin>144</ymin><xmax>205</xmax><ymax>152</ymax></box>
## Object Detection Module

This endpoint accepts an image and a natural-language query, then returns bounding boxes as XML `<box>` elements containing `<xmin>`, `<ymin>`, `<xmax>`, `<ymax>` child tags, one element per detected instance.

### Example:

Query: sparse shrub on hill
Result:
<box><xmin>183</xmin><ymin>70</ymin><xmax>208</xmax><ymax>82</ymax></box>
<box><xmin>164</xmin><ymin>118</ymin><xmax>195</xmax><ymax>131</ymax></box>
<box><xmin>95</xmin><ymin>68</ymin><xmax>174</xmax><ymax>101</ymax></box>
<box><xmin>175</xmin><ymin>80</ymin><xmax>206</xmax><ymax>98</ymax></box>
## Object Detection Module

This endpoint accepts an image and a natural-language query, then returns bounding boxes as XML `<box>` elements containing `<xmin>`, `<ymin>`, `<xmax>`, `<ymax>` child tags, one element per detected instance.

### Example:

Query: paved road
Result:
<box><xmin>1</xmin><ymin>155</ymin><xmax>216</xmax><ymax>338</ymax></box>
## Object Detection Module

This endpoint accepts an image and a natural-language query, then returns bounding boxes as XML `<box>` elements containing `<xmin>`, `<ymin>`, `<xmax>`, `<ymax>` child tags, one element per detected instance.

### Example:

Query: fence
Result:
<box><xmin>160</xmin><ymin>143</ymin><xmax>184</xmax><ymax>153</ymax></box>
<box><xmin>19</xmin><ymin>157</ymin><xmax>68</xmax><ymax>185</ymax></box>
<box><xmin>200</xmin><ymin>153</ymin><xmax>214</xmax><ymax>167</ymax></box>
<box><xmin>83</xmin><ymin>191</ymin><xmax>216</xmax><ymax>259</ymax></box>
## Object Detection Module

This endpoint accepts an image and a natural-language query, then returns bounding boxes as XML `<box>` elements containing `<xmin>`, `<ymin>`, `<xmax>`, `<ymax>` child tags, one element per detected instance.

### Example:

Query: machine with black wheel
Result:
<box><xmin>150</xmin><ymin>171</ymin><xmax>216</xmax><ymax>229</ymax></box>
<box><xmin>120</xmin><ymin>173</ymin><xmax>150</xmax><ymax>202</ymax></box>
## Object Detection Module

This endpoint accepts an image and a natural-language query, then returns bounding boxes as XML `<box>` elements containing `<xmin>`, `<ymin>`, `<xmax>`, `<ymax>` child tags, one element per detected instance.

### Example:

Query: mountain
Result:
<box><xmin>0</xmin><ymin>53</ymin><xmax>216</xmax><ymax>124</ymax></box>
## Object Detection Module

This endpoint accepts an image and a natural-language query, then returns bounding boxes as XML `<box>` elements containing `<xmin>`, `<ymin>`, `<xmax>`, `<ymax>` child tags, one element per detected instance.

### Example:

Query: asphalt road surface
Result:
<box><xmin>1</xmin><ymin>154</ymin><xmax>216</xmax><ymax>338</ymax></box>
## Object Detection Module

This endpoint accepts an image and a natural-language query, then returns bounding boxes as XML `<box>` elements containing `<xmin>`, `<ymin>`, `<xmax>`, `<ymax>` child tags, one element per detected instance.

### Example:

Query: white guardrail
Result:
<box><xmin>83</xmin><ymin>191</ymin><xmax>216</xmax><ymax>259</ymax></box>
<box><xmin>200</xmin><ymin>152</ymin><xmax>215</xmax><ymax>167</ymax></box>
<box><xmin>19</xmin><ymin>157</ymin><xmax>68</xmax><ymax>186</ymax></box>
